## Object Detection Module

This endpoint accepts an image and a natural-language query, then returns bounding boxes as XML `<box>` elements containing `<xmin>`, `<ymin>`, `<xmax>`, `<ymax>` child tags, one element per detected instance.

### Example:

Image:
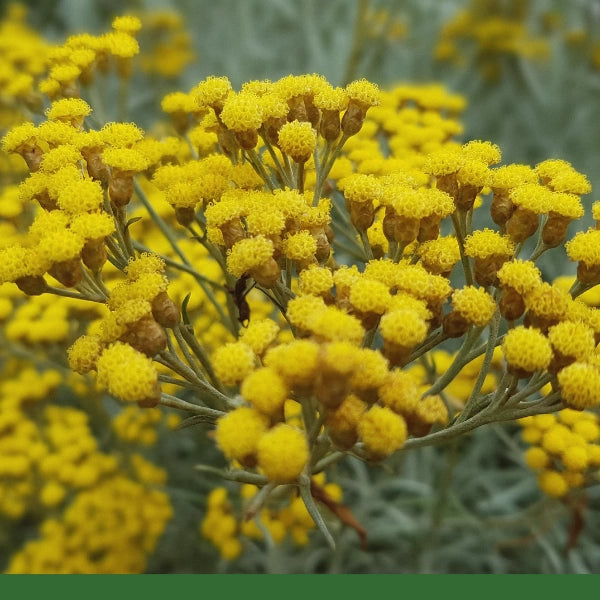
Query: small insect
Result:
<box><xmin>228</xmin><ymin>274</ymin><xmax>255</xmax><ymax>327</ymax></box>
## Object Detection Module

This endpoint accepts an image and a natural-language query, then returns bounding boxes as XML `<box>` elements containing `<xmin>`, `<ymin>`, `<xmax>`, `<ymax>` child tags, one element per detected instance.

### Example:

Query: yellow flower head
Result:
<box><xmin>418</xmin><ymin>236</ymin><xmax>460</xmax><ymax>275</ymax></box>
<box><xmin>277</xmin><ymin>121</ymin><xmax>316</xmax><ymax>163</ymax></box>
<box><xmin>565</xmin><ymin>229</ymin><xmax>600</xmax><ymax>266</ymax></box>
<box><xmin>464</xmin><ymin>228</ymin><xmax>515</xmax><ymax>259</ymax></box>
<box><xmin>462</xmin><ymin>140</ymin><xmax>501</xmax><ymax>166</ymax></box>
<box><xmin>264</xmin><ymin>340</ymin><xmax>320</xmax><ymax>387</ymax></box>
<box><xmin>241</xmin><ymin>367</ymin><xmax>288</xmax><ymax>417</ymax></box>
<box><xmin>345</xmin><ymin>79</ymin><xmax>381</xmax><ymax>108</ymax></box>
<box><xmin>496</xmin><ymin>260</ymin><xmax>542</xmax><ymax>294</ymax></box>
<box><xmin>45</xmin><ymin>98</ymin><xmax>92</xmax><ymax>125</ymax></box>
<box><xmin>215</xmin><ymin>406</ymin><xmax>269</xmax><ymax>463</ymax></box>
<box><xmin>348</xmin><ymin>277</ymin><xmax>392</xmax><ymax>315</ymax></box>
<box><xmin>102</xmin><ymin>147</ymin><xmax>149</xmax><ymax>173</ymax></box>
<box><xmin>509</xmin><ymin>183</ymin><xmax>552</xmax><ymax>214</ymax></box>
<box><xmin>112</xmin><ymin>15</ymin><xmax>142</xmax><ymax>36</ymax></box>
<box><xmin>193</xmin><ymin>76</ymin><xmax>232</xmax><ymax>111</ymax></box>
<box><xmin>57</xmin><ymin>178</ymin><xmax>104</xmax><ymax>214</ymax></box>
<box><xmin>226</xmin><ymin>236</ymin><xmax>274</xmax><ymax>278</ymax></box>
<box><xmin>358</xmin><ymin>405</ymin><xmax>407</xmax><ymax>459</ymax></box>
<box><xmin>298</xmin><ymin>265</ymin><xmax>334</xmax><ymax>297</ymax></box>
<box><xmin>67</xmin><ymin>335</ymin><xmax>104</xmax><ymax>374</ymax></box>
<box><xmin>501</xmin><ymin>326</ymin><xmax>553</xmax><ymax>374</ymax></box>
<box><xmin>547</xmin><ymin>321</ymin><xmax>595</xmax><ymax>362</ymax></box>
<box><xmin>557</xmin><ymin>362</ymin><xmax>600</xmax><ymax>409</ymax></box>
<box><xmin>451</xmin><ymin>286</ymin><xmax>497</xmax><ymax>326</ymax></box>
<box><xmin>1</xmin><ymin>122</ymin><xmax>38</xmax><ymax>154</ymax></box>
<box><xmin>257</xmin><ymin>424</ymin><xmax>309</xmax><ymax>482</ymax></box>
<box><xmin>380</xmin><ymin>309</ymin><xmax>428</xmax><ymax>348</ymax></box>
<box><xmin>490</xmin><ymin>164</ymin><xmax>538</xmax><ymax>189</ymax></box>
<box><xmin>212</xmin><ymin>342</ymin><xmax>255</xmax><ymax>387</ymax></box>
<box><xmin>39</xmin><ymin>145</ymin><xmax>83</xmax><ymax>173</ymax></box>
<box><xmin>101</xmin><ymin>122</ymin><xmax>144</xmax><ymax>148</ymax></box>
<box><xmin>220</xmin><ymin>92</ymin><xmax>263</xmax><ymax>132</ymax></box>
<box><xmin>238</xmin><ymin>319</ymin><xmax>280</xmax><ymax>356</ymax></box>
<box><xmin>378</xmin><ymin>370</ymin><xmax>420</xmax><ymax>415</ymax></box>
<box><xmin>96</xmin><ymin>342</ymin><xmax>159</xmax><ymax>402</ymax></box>
<box><xmin>282</xmin><ymin>231</ymin><xmax>317</xmax><ymax>262</ymax></box>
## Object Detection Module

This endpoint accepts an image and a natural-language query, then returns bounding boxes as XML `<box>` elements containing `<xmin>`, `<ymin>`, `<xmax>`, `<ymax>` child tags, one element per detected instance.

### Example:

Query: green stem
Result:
<box><xmin>451</xmin><ymin>211</ymin><xmax>474</xmax><ymax>286</ymax></box>
<box><xmin>423</xmin><ymin>326</ymin><xmax>483</xmax><ymax>397</ymax></box>
<box><xmin>176</xmin><ymin>323</ymin><xmax>224</xmax><ymax>393</ymax></box>
<box><xmin>45</xmin><ymin>286</ymin><xmax>105</xmax><ymax>303</ymax></box>
<box><xmin>341</xmin><ymin>0</ymin><xmax>369</xmax><ymax>86</ymax></box>
<box><xmin>299</xmin><ymin>471</ymin><xmax>335</xmax><ymax>550</ymax></box>
<box><xmin>244</xmin><ymin>148</ymin><xmax>275</xmax><ymax>191</ymax></box>
<box><xmin>194</xmin><ymin>464</ymin><xmax>268</xmax><ymax>486</ymax></box>
<box><xmin>160</xmin><ymin>393</ymin><xmax>225</xmax><ymax>417</ymax></box>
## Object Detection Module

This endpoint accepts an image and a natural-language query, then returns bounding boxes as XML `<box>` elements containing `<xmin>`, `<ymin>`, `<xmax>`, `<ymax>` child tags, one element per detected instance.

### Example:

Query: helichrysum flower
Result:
<box><xmin>358</xmin><ymin>405</ymin><xmax>407</xmax><ymax>460</ymax></box>
<box><xmin>212</xmin><ymin>342</ymin><xmax>255</xmax><ymax>387</ymax></box>
<box><xmin>264</xmin><ymin>340</ymin><xmax>320</xmax><ymax>387</ymax></box>
<box><xmin>557</xmin><ymin>362</ymin><xmax>600</xmax><ymax>409</ymax></box>
<box><xmin>57</xmin><ymin>179</ymin><xmax>104</xmax><ymax>214</ymax></box>
<box><xmin>565</xmin><ymin>229</ymin><xmax>600</xmax><ymax>284</ymax></box>
<box><xmin>45</xmin><ymin>98</ymin><xmax>92</xmax><ymax>127</ymax></box>
<box><xmin>237</xmin><ymin>319</ymin><xmax>280</xmax><ymax>356</ymax></box>
<box><xmin>67</xmin><ymin>335</ymin><xmax>104</xmax><ymax>374</ymax></box>
<box><xmin>215</xmin><ymin>407</ymin><xmax>268</xmax><ymax>465</ymax></box>
<box><xmin>256</xmin><ymin>424</ymin><xmax>309</xmax><ymax>482</ymax></box>
<box><xmin>445</xmin><ymin>285</ymin><xmax>497</xmax><ymax>337</ymax></box>
<box><xmin>547</xmin><ymin>321</ymin><xmax>595</xmax><ymax>365</ymax></box>
<box><xmin>501</xmin><ymin>326</ymin><xmax>553</xmax><ymax>376</ymax></box>
<box><xmin>277</xmin><ymin>121</ymin><xmax>316</xmax><ymax>163</ymax></box>
<box><xmin>96</xmin><ymin>342</ymin><xmax>160</xmax><ymax>404</ymax></box>
<box><xmin>241</xmin><ymin>367</ymin><xmax>288</xmax><ymax>418</ymax></box>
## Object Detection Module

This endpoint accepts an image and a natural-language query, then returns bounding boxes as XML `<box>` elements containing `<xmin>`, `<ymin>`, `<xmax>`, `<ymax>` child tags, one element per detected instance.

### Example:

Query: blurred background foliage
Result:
<box><xmin>2</xmin><ymin>0</ymin><xmax>600</xmax><ymax>573</ymax></box>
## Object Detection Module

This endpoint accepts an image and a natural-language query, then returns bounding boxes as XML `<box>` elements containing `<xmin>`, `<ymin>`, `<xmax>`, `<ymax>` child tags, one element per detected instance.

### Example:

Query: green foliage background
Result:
<box><xmin>3</xmin><ymin>0</ymin><xmax>600</xmax><ymax>573</ymax></box>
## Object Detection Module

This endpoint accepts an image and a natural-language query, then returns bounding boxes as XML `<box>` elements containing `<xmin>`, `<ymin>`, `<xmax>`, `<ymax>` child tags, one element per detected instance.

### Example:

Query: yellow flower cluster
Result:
<box><xmin>435</xmin><ymin>0</ymin><xmax>549</xmax><ymax>80</ymax></box>
<box><xmin>201</xmin><ymin>474</ymin><xmax>343</xmax><ymax>559</ymax></box>
<box><xmin>519</xmin><ymin>410</ymin><xmax>600</xmax><ymax>498</ymax></box>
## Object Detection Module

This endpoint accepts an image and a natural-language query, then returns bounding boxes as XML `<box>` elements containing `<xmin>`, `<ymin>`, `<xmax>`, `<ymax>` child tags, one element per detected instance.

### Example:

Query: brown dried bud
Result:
<box><xmin>348</xmin><ymin>199</ymin><xmax>375</xmax><ymax>231</ymax></box>
<box><xmin>109</xmin><ymin>174</ymin><xmax>134</xmax><ymax>206</ymax></box>
<box><xmin>120</xmin><ymin>316</ymin><xmax>167</xmax><ymax>357</ymax></box>
<box><xmin>35</xmin><ymin>190</ymin><xmax>57</xmax><ymax>211</ymax></box>
<box><xmin>250</xmin><ymin>256</ymin><xmax>281</xmax><ymax>288</ymax></box>
<box><xmin>312</xmin><ymin>228</ymin><xmax>331</xmax><ymax>263</ymax></box>
<box><xmin>490</xmin><ymin>189</ymin><xmax>515</xmax><ymax>226</ymax></box>
<box><xmin>15</xmin><ymin>275</ymin><xmax>47</xmax><ymax>296</ymax></box>
<box><xmin>22</xmin><ymin>144</ymin><xmax>43</xmax><ymax>172</ymax></box>
<box><xmin>49</xmin><ymin>258</ymin><xmax>83</xmax><ymax>288</ymax></box>
<box><xmin>576</xmin><ymin>261</ymin><xmax>600</xmax><ymax>286</ymax></box>
<box><xmin>151</xmin><ymin>291</ymin><xmax>180</xmax><ymax>328</ymax></box>
<box><xmin>83</xmin><ymin>149</ymin><xmax>110</xmax><ymax>185</ymax></box>
<box><xmin>499</xmin><ymin>287</ymin><xmax>525</xmax><ymax>321</ymax></box>
<box><xmin>418</xmin><ymin>214</ymin><xmax>442</xmax><ymax>243</ymax></box>
<box><xmin>320</xmin><ymin>109</ymin><xmax>341</xmax><ymax>141</ymax></box>
<box><xmin>137</xmin><ymin>382</ymin><xmax>162</xmax><ymax>409</ymax></box>
<box><xmin>442</xmin><ymin>310</ymin><xmax>470</xmax><ymax>338</ymax></box>
<box><xmin>263</xmin><ymin>116</ymin><xmax>287</xmax><ymax>145</ymax></box>
<box><xmin>435</xmin><ymin>173</ymin><xmax>459</xmax><ymax>202</ymax></box>
<box><xmin>175</xmin><ymin>206</ymin><xmax>195</xmax><ymax>227</ymax></box>
<box><xmin>341</xmin><ymin>102</ymin><xmax>366</xmax><ymax>137</ymax></box>
<box><xmin>506</xmin><ymin>206</ymin><xmax>539</xmax><ymax>243</ymax></box>
<box><xmin>383</xmin><ymin>209</ymin><xmax>420</xmax><ymax>245</ymax></box>
<box><xmin>473</xmin><ymin>255</ymin><xmax>507</xmax><ymax>287</ymax></box>
<box><xmin>325</xmin><ymin>394</ymin><xmax>367</xmax><ymax>450</ymax></box>
<box><xmin>382</xmin><ymin>341</ymin><xmax>412</xmax><ymax>368</ymax></box>
<box><xmin>234</xmin><ymin>129</ymin><xmax>259</xmax><ymax>150</ymax></box>
<box><xmin>542</xmin><ymin>212</ymin><xmax>570</xmax><ymax>248</ymax></box>
<box><xmin>217</xmin><ymin>128</ymin><xmax>239</xmax><ymax>160</ymax></box>
<box><xmin>456</xmin><ymin>184</ymin><xmax>481</xmax><ymax>211</ymax></box>
<box><xmin>287</xmin><ymin>96</ymin><xmax>308</xmax><ymax>122</ymax></box>
<box><xmin>81</xmin><ymin>238</ymin><xmax>107</xmax><ymax>271</ymax></box>
<box><xmin>220</xmin><ymin>218</ymin><xmax>247</xmax><ymax>248</ymax></box>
